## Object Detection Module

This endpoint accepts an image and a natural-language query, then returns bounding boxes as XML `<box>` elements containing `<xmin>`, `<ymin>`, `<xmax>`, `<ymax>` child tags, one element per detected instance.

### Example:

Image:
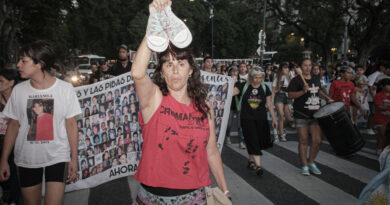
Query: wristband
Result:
<box><xmin>224</xmin><ymin>190</ymin><xmax>230</xmax><ymax>195</ymax></box>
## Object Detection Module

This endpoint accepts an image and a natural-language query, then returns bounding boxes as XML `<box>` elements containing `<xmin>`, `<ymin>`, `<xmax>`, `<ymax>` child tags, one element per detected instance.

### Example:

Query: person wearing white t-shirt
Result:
<box><xmin>0</xmin><ymin>40</ymin><xmax>81</xmax><ymax>205</ymax></box>
<box><xmin>238</xmin><ymin>62</ymin><xmax>248</xmax><ymax>83</ymax></box>
<box><xmin>272</xmin><ymin>62</ymin><xmax>293</xmax><ymax>142</ymax></box>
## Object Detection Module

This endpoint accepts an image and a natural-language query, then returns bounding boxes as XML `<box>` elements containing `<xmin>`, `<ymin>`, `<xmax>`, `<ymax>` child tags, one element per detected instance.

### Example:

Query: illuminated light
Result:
<box><xmin>290</xmin><ymin>32</ymin><xmax>295</xmax><ymax>36</ymax></box>
<box><xmin>331</xmin><ymin>48</ymin><xmax>337</xmax><ymax>52</ymax></box>
<box><xmin>71</xmin><ymin>76</ymin><xmax>78</xmax><ymax>82</ymax></box>
<box><xmin>300</xmin><ymin>37</ymin><xmax>304</xmax><ymax>42</ymax></box>
<box><xmin>184</xmin><ymin>18</ymin><xmax>187</xmax><ymax>22</ymax></box>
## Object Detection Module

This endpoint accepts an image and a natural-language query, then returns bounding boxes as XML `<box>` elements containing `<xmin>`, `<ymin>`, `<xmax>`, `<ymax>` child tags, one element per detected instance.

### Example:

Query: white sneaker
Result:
<box><xmin>160</xmin><ymin>6</ymin><xmax>192</xmax><ymax>48</ymax></box>
<box><xmin>239</xmin><ymin>142</ymin><xmax>246</xmax><ymax>149</ymax></box>
<box><xmin>274</xmin><ymin>136</ymin><xmax>280</xmax><ymax>143</ymax></box>
<box><xmin>280</xmin><ymin>133</ymin><xmax>287</xmax><ymax>142</ymax></box>
<box><xmin>225</xmin><ymin>136</ymin><xmax>232</xmax><ymax>145</ymax></box>
<box><xmin>146</xmin><ymin>7</ymin><xmax>169</xmax><ymax>52</ymax></box>
<box><xmin>366</xmin><ymin>128</ymin><xmax>375</xmax><ymax>135</ymax></box>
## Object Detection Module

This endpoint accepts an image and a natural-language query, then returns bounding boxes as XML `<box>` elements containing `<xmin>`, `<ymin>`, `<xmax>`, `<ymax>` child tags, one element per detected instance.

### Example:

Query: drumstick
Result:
<box><xmin>295</xmin><ymin>68</ymin><xmax>307</xmax><ymax>85</ymax></box>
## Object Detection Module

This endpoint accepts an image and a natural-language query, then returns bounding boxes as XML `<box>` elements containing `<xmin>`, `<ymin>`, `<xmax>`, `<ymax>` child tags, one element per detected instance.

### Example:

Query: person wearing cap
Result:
<box><xmin>329</xmin><ymin>66</ymin><xmax>364</xmax><ymax>120</ymax></box>
<box><xmin>111</xmin><ymin>44</ymin><xmax>132</xmax><ymax>76</ymax></box>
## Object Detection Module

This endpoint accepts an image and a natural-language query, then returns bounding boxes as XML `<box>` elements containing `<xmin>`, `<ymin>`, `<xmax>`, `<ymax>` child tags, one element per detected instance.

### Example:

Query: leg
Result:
<box><xmin>44</xmin><ymin>182</ymin><xmax>65</xmax><ymax>205</ymax></box>
<box><xmin>43</xmin><ymin>162</ymin><xmax>67</xmax><ymax>205</ymax></box>
<box><xmin>284</xmin><ymin>104</ymin><xmax>292</xmax><ymax>124</ymax></box>
<box><xmin>297</xmin><ymin>126</ymin><xmax>309</xmax><ymax>166</ymax></box>
<box><xmin>275</xmin><ymin>103</ymin><xmax>284</xmax><ymax>136</ymax></box>
<box><xmin>21</xmin><ymin>184</ymin><xmax>42</xmax><ymax>205</ymax></box>
<box><xmin>308</xmin><ymin>124</ymin><xmax>322</xmax><ymax>164</ymax></box>
<box><xmin>377</xmin><ymin>125</ymin><xmax>385</xmax><ymax>154</ymax></box>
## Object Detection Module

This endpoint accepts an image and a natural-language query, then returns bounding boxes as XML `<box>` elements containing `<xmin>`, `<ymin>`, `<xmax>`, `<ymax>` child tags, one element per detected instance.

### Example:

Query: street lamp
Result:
<box><xmin>331</xmin><ymin>47</ymin><xmax>337</xmax><ymax>64</ymax></box>
<box><xmin>203</xmin><ymin>0</ymin><xmax>214</xmax><ymax>58</ymax></box>
<box><xmin>260</xmin><ymin>0</ymin><xmax>267</xmax><ymax>66</ymax></box>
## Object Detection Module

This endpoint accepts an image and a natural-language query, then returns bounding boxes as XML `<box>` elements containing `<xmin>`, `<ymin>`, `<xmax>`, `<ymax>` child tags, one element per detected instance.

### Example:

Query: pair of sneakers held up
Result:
<box><xmin>146</xmin><ymin>6</ymin><xmax>192</xmax><ymax>52</ymax></box>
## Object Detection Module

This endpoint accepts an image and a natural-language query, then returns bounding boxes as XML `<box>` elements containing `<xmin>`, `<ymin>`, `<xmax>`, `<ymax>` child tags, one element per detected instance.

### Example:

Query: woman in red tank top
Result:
<box><xmin>131</xmin><ymin>0</ymin><xmax>229</xmax><ymax>204</ymax></box>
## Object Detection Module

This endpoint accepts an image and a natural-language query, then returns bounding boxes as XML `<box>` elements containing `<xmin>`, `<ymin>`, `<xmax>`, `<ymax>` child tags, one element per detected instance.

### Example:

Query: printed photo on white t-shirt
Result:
<box><xmin>27</xmin><ymin>98</ymin><xmax>54</xmax><ymax>141</ymax></box>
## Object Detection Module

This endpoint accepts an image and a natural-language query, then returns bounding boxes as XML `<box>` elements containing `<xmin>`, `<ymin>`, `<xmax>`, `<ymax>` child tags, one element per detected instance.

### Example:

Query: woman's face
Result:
<box><xmin>0</xmin><ymin>76</ymin><xmax>13</xmax><ymax>94</ymax></box>
<box><xmin>130</xmin><ymin>104</ymin><xmax>136</xmax><ymax>113</ymax></box>
<box><xmin>119</xmin><ymin>154</ymin><xmax>127</xmax><ymax>164</ymax></box>
<box><xmin>252</xmin><ymin>73</ymin><xmax>264</xmax><ymax>86</ymax></box>
<box><xmin>17</xmin><ymin>56</ymin><xmax>41</xmax><ymax>79</ymax></box>
<box><xmin>312</xmin><ymin>66</ymin><xmax>320</xmax><ymax>75</ymax></box>
<box><xmin>86</xmin><ymin>128</ymin><xmax>92</xmax><ymax>136</ymax></box>
<box><xmin>102</xmin><ymin>133</ymin><xmax>107</xmax><ymax>142</ymax></box>
<box><xmin>282</xmin><ymin>66</ymin><xmax>289</xmax><ymax>75</ymax></box>
<box><xmin>301</xmin><ymin>60</ymin><xmax>312</xmax><ymax>75</ymax></box>
<box><xmin>92</xmin><ymin>97</ymin><xmax>98</xmax><ymax>105</ymax></box>
<box><xmin>33</xmin><ymin>103</ymin><xmax>44</xmax><ymax>115</ymax></box>
<box><xmin>161</xmin><ymin>55</ymin><xmax>193</xmax><ymax>93</ymax></box>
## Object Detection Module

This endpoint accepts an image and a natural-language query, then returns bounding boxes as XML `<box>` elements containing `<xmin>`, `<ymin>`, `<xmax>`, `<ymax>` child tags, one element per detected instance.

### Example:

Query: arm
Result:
<box><xmin>131</xmin><ymin>37</ymin><xmax>162</xmax><ymax>123</ymax></box>
<box><xmin>288</xmin><ymin>86</ymin><xmax>308</xmax><ymax>99</ymax></box>
<box><xmin>66</xmin><ymin>117</ymin><xmax>78</xmax><ymax>182</ymax></box>
<box><xmin>319</xmin><ymin>89</ymin><xmax>333</xmax><ymax>103</ymax></box>
<box><xmin>0</xmin><ymin>119</ymin><xmax>19</xmax><ymax>181</ymax></box>
<box><xmin>266</xmin><ymin>96</ymin><xmax>277</xmax><ymax>128</ymax></box>
<box><xmin>206</xmin><ymin>104</ymin><xmax>229</xmax><ymax>194</ymax></box>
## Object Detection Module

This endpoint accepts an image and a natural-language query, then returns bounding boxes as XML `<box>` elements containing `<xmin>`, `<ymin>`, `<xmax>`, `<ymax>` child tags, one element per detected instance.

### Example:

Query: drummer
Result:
<box><xmin>287</xmin><ymin>58</ymin><xmax>333</xmax><ymax>176</ymax></box>
<box><xmin>329</xmin><ymin>66</ymin><xmax>364</xmax><ymax>122</ymax></box>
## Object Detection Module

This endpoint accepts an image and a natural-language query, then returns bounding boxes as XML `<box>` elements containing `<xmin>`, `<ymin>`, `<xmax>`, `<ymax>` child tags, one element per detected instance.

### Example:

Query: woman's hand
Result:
<box><xmin>66</xmin><ymin>159</ymin><xmax>78</xmax><ymax>183</ymax></box>
<box><xmin>0</xmin><ymin>160</ymin><xmax>10</xmax><ymax>181</ymax></box>
<box><xmin>272</xmin><ymin>119</ymin><xmax>278</xmax><ymax>129</ymax></box>
<box><xmin>149</xmin><ymin>0</ymin><xmax>172</xmax><ymax>10</ymax></box>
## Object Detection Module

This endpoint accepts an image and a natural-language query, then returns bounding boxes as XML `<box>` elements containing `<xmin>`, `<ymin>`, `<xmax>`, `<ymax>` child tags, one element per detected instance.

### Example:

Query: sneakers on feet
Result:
<box><xmin>366</xmin><ymin>128</ymin><xmax>375</xmax><ymax>135</ymax></box>
<box><xmin>161</xmin><ymin>6</ymin><xmax>192</xmax><ymax>48</ymax></box>
<box><xmin>308</xmin><ymin>163</ymin><xmax>322</xmax><ymax>175</ymax></box>
<box><xmin>301</xmin><ymin>165</ymin><xmax>310</xmax><ymax>176</ymax></box>
<box><xmin>225</xmin><ymin>136</ymin><xmax>231</xmax><ymax>145</ymax></box>
<box><xmin>146</xmin><ymin>7</ymin><xmax>169</xmax><ymax>52</ymax></box>
<box><xmin>274</xmin><ymin>136</ymin><xmax>280</xmax><ymax>143</ymax></box>
<box><xmin>280</xmin><ymin>133</ymin><xmax>287</xmax><ymax>142</ymax></box>
<box><xmin>239</xmin><ymin>142</ymin><xmax>246</xmax><ymax>149</ymax></box>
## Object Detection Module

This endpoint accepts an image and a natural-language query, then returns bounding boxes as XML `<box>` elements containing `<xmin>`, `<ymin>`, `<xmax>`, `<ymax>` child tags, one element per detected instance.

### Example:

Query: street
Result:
<box><xmin>62</xmin><ymin>127</ymin><xmax>378</xmax><ymax>205</ymax></box>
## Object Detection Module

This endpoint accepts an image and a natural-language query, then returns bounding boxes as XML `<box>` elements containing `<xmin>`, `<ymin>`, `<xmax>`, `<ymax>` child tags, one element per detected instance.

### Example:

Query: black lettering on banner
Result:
<box><xmin>77</xmin><ymin>90</ymin><xmax>83</xmax><ymax>98</ymax></box>
<box><xmin>201</xmin><ymin>75</ymin><xmax>230</xmax><ymax>83</ymax></box>
<box><xmin>109</xmin><ymin>164</ymin><xmax>138</xmax><ymax>178</ymax></box>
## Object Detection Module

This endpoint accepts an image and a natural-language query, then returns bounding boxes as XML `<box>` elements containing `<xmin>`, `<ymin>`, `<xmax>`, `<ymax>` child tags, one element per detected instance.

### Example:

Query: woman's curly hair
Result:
<box><xmin>153</xmin><ymin>46</ymin><xmax>209</xmax><ymax>120</ymax></box>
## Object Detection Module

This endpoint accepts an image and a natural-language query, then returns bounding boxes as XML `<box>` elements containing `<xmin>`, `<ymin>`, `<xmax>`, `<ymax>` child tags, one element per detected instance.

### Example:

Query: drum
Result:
<box><xmin>313</xmin><ymin>102</ymin><xmax>365</xmax><ymax>156</ymax></box>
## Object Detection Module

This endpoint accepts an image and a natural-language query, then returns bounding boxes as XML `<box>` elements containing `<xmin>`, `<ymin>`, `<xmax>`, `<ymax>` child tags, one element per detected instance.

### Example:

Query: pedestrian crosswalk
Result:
<box><xmin>221</xmin><ymin>130</ymin><xmax>379</xmax><ymax>205</ymax></box>
<box><xmin>62</xmin><ymin>129</ymin><xmax>379</xmax><ymax>205</ymax></box>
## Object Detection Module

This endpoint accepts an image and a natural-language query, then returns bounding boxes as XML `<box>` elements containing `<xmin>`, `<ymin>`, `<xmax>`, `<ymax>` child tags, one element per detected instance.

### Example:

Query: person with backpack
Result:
<box><xmin>233</xmin><ymin>67</ymin><xmax>277</xmax><ymax>176</ymax></box>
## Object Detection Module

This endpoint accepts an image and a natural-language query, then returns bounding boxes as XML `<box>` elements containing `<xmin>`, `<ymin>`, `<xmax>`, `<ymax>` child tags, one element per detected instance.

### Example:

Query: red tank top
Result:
<box><xmin>134</xmin><ymin>94</ymin><xmax>212</xmax><ymax>189</ymax></box>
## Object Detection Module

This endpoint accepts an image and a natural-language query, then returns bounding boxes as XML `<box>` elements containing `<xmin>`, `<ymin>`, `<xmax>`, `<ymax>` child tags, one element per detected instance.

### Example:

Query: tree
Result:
<box><xmin>268</xmin><ymin>0</ymin><xmax>346</xmax><ymax>65</ymax></box>
<box><xmin>347</xmin><ymin>0</ymin><xmax>390</xmax><ymax>66</ymax></box>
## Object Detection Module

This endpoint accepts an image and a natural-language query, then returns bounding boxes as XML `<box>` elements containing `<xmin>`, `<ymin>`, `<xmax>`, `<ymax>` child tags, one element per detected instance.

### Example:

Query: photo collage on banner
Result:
<box><xmin>201</xmin><ymin>71</ymin><xmax>234</xmax><ymax>150</ymax></box>
<box><xmin>66</xmin><ymin>71</ymin><xmax>234</xmax><ymax>192</ymax></box>
<box><xmin>66</xmin><ymin>73</ymin><xmax>142</xmax><ymax>190</ymax></box>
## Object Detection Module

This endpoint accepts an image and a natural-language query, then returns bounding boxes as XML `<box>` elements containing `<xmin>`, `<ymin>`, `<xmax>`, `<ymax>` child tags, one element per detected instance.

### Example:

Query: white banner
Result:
<box><xmin>65</xmin><ymin>70</ymin><xmax>234</xmax><ymax>192</ymax></box>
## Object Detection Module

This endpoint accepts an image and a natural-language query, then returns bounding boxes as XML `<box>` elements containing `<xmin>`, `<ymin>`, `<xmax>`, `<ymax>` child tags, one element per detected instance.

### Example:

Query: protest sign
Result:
<box><xmin>65</xmin><ymin>70</ymin><xmax>234</xmax><ymax>191</ymax></box>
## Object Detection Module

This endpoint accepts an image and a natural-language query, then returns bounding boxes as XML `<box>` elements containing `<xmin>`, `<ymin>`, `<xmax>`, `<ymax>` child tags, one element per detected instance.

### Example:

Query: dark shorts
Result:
<box><xmin>17</xmin><ymin>162</ymin><xmax>68</xmax><ymax>188</ymax></box>
<box><xmin>274</xmin><ymin>93</ymin><xmax>292</xmax><ymax>105</ymax></box>
<box><xmin>295</xmin><ymin>118</ymin><xmax>319</xmax><ymax>128</ymax></box>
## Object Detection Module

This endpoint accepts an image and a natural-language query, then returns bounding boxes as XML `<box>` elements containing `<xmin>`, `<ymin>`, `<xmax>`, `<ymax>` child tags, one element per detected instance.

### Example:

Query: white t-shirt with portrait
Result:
<box><xmin>3</xmin><ymin>79</ymin><xmax>82</xmax><ymax>168</ymax></box>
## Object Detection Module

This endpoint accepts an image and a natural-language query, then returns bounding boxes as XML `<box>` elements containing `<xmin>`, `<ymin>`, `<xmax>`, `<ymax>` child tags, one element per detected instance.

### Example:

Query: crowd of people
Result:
<box><xmin>0</xmin><ymin>0</ymin><xmax>389</xmax><ymax>203</ymax></box>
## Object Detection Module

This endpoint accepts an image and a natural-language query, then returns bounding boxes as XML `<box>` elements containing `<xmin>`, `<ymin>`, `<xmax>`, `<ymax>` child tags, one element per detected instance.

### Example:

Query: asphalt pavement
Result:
<box><xmin>62</xmin><ymin>126</ymin><xmax>379</xmax><ymax>205</ymax></box>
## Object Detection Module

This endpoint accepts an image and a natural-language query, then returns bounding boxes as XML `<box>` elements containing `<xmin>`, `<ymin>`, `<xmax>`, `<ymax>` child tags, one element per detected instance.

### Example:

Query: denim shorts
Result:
<box><xmin>295</xmin><ymin>118</ymin><xmax>318</xmax><ymax>128</ymax></box>
<box><xmin>274</xmin><ymin>93</ymin><xmax>292</xmax><ymax>105</ymax></box>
